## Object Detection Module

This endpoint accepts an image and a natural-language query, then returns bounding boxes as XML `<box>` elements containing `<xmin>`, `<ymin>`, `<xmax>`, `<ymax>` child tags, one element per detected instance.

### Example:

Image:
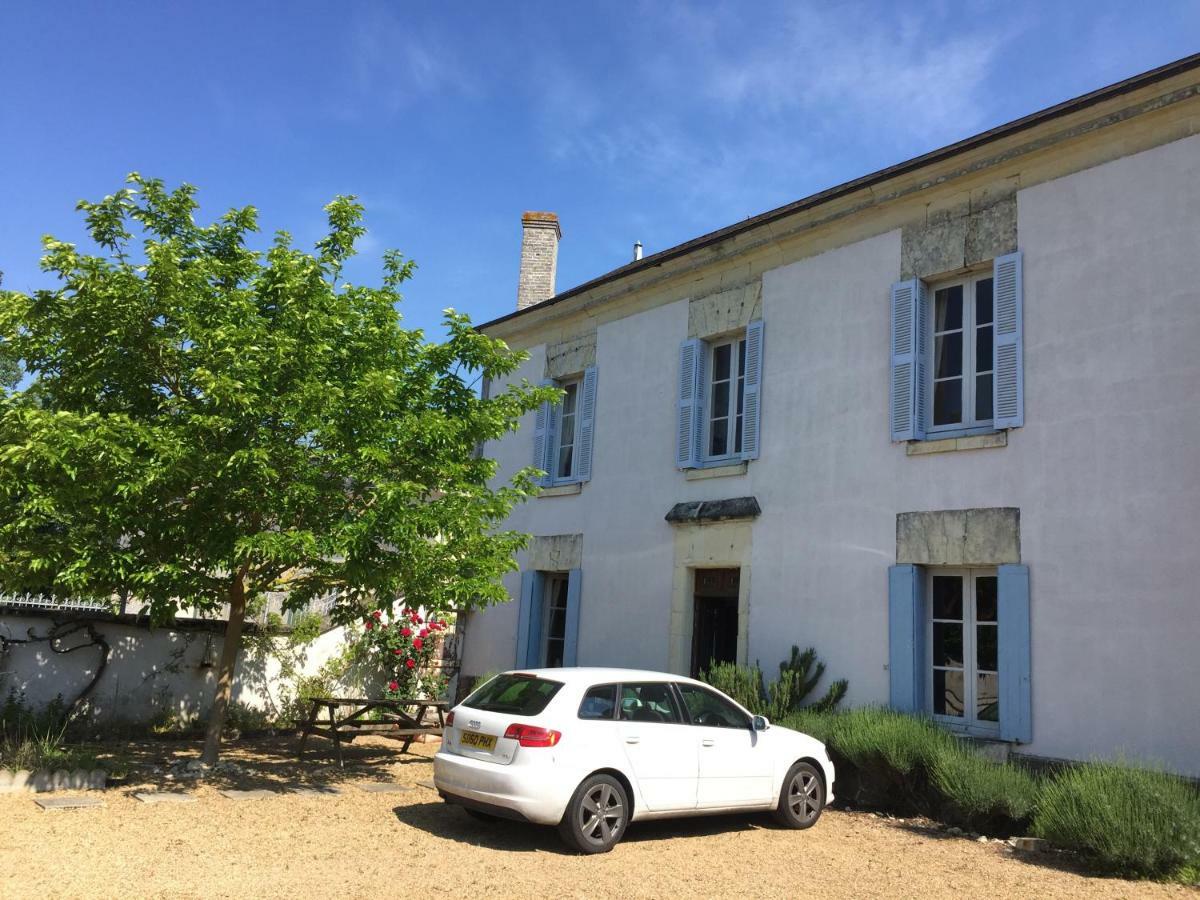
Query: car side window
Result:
<box><xmin>618</xmin><ymin>682</ymin><xmax>682</xmax><ymax>724</ymax></box>
<box><xmin>578</xmin><ymin>683</ymin><xmax>618</xmax><ymax>720</ymax></box>
<box><xmin>675</xmin><ymin>683</ymin><xmax>751</xmax><ymax>729</ymax></box>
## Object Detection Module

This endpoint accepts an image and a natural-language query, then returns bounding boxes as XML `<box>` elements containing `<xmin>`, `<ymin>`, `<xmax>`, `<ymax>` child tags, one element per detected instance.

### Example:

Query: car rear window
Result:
<box><xmin>462</xmin><ymin>674</ymin><xmax>564</xmax><ymax>716</ymax></box>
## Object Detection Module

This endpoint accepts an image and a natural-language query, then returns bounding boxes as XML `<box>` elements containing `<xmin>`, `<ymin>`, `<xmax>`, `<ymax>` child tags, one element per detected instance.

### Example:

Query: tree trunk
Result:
<box><xmin>200</xmin><ymin>574</ymin><xmax>248</xmax><ymax>765</ymax></box>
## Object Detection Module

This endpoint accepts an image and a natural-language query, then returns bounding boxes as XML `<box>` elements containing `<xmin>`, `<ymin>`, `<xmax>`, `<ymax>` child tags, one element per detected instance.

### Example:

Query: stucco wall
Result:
<box><xmin>464</xmin><ymin>132</ymin><xmax>1200</xmax><ymax>776</ymax></box>
<box><xmin>0</xmin><ymin>614</ymin><xmax>352</xmax><ymax>725</ymax></box>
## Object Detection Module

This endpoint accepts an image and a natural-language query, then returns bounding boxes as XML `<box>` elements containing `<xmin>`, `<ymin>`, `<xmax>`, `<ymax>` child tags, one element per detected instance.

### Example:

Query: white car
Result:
<box><xmin>433</xmin><ymin>667</ymin><xmax>835</xmax><ymax>853</ymax></box>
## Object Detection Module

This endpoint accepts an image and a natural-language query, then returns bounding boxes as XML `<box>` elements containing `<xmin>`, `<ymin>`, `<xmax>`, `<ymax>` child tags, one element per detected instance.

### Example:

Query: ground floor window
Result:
<box><xmin>930</xmin><ymin>568</ymin><xmax>998</xmax><ymax>732</ymax></box>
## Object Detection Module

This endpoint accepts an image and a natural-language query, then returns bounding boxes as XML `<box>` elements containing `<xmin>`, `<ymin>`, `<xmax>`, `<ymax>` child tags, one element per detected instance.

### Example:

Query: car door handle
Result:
<box><xmin>701</xmin><ymin>739</ymin><xmax>715</xmax><ymax>747</ymax></box>
<box><xmin>625</xmin><ymin>737</ymin><xmax>640</xmax><ymax>745</ymax></box>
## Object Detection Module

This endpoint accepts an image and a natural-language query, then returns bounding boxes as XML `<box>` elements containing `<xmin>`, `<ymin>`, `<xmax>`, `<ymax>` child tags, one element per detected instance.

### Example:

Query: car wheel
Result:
<box><xmin>773</xmin><ymin>761</ymin><xmax>824</xmax><ymax>829</ymax></box>
<box><xmin>557</xmin><ymin>774</ymin><xmax>629</xmax><ymax>853</ymax></box>
<box><xmin>464</xmin><ymin>807</ymin><xmax>498</xmax><ymax>823</ymax></box>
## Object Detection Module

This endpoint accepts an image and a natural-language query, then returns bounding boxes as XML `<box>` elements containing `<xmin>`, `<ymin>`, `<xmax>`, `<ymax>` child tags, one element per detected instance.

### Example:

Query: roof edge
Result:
<box><xmin>479</xmin><ymin>51</ymin><xmax>1200</xmax><ymax>333</ymax></box>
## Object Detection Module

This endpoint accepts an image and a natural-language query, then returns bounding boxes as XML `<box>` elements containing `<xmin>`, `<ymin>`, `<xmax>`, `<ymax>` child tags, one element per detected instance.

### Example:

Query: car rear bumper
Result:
<box><xmin>433</xmin><ymin>749</ymin><xmax>570</xmax><ymax>825</ymax></box>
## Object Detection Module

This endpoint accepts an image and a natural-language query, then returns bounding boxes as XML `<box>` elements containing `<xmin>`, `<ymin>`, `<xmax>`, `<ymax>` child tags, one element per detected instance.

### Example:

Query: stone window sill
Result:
<box><xmin>538</xmin><ymin>482</ymin><xmax>582</xmax><ymax>498</ymax></box>
<box><xmin>907</xmin><ymin>431</ymin><xmax>1007</xmax><ymax>456</ymax></box>
<box><xmin>685</xmin><ymin>461</ymin><xmax>748</xmax><ymax>481</ymax></box>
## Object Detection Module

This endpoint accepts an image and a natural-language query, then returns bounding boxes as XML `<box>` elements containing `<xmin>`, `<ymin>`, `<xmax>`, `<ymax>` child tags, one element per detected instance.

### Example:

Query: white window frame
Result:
<box><xmin>540</xmin><ymin>572</ymin><xmax>570</xmax><ymax>667</ymax></box>
<box><xmin>926</xmin><ymin>271</ymin><xmax>996</xmax><ymax>437</ymax></box>
<box><xmin>928</xmin><ymin>568</ymin><xmax>1000</xmax><ymax>737</ymax></box>
<box><xmin>551</xmin><ymin>378</ymin><xmax>582</xmax><ymax>483</ymax></box>
<box><xmin>701</xmin><ymin>333</ymin><xmax>747</xmax><ymax>463</ymax></box>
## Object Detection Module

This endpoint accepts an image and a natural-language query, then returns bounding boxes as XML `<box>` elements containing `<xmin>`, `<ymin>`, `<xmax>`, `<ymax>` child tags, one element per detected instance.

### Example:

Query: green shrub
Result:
<box><xmin>780</xmin><ymin>707</ymin><xmax>1036</xmax><ymax>835</ymax></box>
<box><xmin>701</xmin><ymin>646</ymin><xmax>848</xmax><ymax>720</ymax></box>
<box><xmin>1033</xmin><ymin>761</ymin><xmax>1200</xmax><ymax>878</ymax></box>
<box><xmin>0</xmin><ymin>691</ymin><xmax>99</xmax><ymax>771</ymax></box>
<box><xmin>701</xmin><ymin>663</ymin><xmax>768</xmax><ymax>716</ymax></box>
<box><xmin>931</xmin><ymin>740</ymin><xmax>1039</xmax><ymax>830</ymax></box>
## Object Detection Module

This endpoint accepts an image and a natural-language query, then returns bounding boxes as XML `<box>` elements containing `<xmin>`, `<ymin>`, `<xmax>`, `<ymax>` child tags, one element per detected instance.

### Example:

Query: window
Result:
<box><xmin>929</xmin><ymin>273</ymin><xmax>994</xmax><ymax>433</ymax></box>
<box><xmin>618</xmin><ymin>683</ymin><xmax>682</xmax><ymax>724</ymax></box>
<box><xmin>532</xmin><ymin>367</ymin><xmax>597</xmax><ymax>486</ymax></box>
<box><xmin>889</xmin><ymin>252</ymin><xmax>1023</xmax><ymax>442</ymax></box>
<box><xmin>705</xmin><ymin>336</ymin><xmax>748</xmax><ymax>459</ymax></box>
<box><xmin>930</xmin><ymin>569</ymin><xmax>998</xmax><ymax>733</ymax></box>
<box><xmin>676</xmin><ymin>321</ymin><xmax>764</xmax><ymax>468</ymax></box>
<box><xmin>517</xmin><ymin>569</ymin><xmax>581</xmax><ymax>669</ymax></box>
<box><xmin>462</xmin><ymin>673</ymin><xmax>564</xmax><ymax>716</ymax></box>
<box><xmin>578</xmin><ymin>684</ymin><xmax>618</xmax><ymax>720</ymax></box>
<box><xmin>675</xmin><ymin>683</ymin><xmax>751</xmax><ymax>729</ymax></box>
<box><xmin>554</xmin><ymin>379</ymin><xmax>581</xmax><ymax>480</ymax></box>
<box><xmin>540</xmin><ymin>573</ymin><xmax>570</xmax><ymax>668</ymax></box>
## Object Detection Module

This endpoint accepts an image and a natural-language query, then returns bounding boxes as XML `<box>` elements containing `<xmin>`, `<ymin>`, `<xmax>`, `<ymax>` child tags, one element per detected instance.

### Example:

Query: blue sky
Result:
<box><xmin>1</xmin><ymin>1</ymin><xmax>1196</xmax><ymax>339</ymax></box>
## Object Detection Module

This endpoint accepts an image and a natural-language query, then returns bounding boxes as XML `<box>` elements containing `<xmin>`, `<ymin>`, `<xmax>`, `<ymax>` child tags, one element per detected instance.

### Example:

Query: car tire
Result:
<box><xmin>772</xmin><ymin>761</ymin><xmax>825</xmax><ymax>829</ymax></box>
<box><xmin>463</xmin><ymin>807</ymin><xmax>498</xmax><ymax>823</ymax></box>
<box><xmin>557</xmin><ymin>774</ymin><xmax>629</xmax><ymax>854</ymax></box>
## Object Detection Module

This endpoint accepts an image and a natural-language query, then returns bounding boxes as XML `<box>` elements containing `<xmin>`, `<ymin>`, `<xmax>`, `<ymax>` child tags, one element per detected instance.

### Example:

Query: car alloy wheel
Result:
<box><xmin>773</xmin><ymin>761</ymin><xmax>824</xmax><ymax>829</ymax></box>
<box><xmin>558</xmin><ymin>774</ymin><xmax>628</xmax><ymax>853</ymax></box>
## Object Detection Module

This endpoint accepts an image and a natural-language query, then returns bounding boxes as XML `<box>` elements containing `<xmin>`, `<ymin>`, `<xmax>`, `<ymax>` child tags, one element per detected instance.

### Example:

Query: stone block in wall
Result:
<box><xmin>545</xmin><ymin>331</ymin><xmax>597</xmax><ymax>379</ymax></box>
<box><xmin>688</xmin><ymin>280</ymin><xmax>763</xmax><ymax>339</ymax></box>
<box><xmin>896</xmin><ymin>507</ymin><xmax>1020</xmax><ymax>566</ymax></box>
<box><xmin>901</xmin><ymin>186</ymin><xmax>1017</xmax><ymax>280</ymax></box>
<box><xmin>528</xmin><ymin>533</ymin><xmax>583</xmax><ymax>571</ymax></box>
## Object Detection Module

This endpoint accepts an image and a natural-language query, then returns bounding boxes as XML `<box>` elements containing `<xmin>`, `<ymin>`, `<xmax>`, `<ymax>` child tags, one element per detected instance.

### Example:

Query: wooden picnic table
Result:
<box><xmin>297</xmin><ymin>696</ymin><xmax>448</xmax><ymax>768</ymax></box>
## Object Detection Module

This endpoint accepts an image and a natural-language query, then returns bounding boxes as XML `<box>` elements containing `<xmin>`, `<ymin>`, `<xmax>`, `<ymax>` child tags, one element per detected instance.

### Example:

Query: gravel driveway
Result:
<box><xmin>0</xmin><ymin>737</ymin><xmax>1190</xmax><ymax>899</ymax></box>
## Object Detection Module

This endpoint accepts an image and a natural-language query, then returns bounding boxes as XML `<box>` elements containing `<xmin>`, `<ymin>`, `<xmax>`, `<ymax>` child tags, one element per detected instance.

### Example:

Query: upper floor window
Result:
<box><xmin>889</xmin><ymin>252</ymin><xmax>1024</xmax><ymax>442</ymax></box>
<box><xmin>930</xmin><ymin>274</ymin><xmax>994</xmax><ymax>433</ymax></box>
<box><xmin>532</xmin><ymin>367</ymin><xmax>597</xmax><ymax>487</ymax></box>
<box><xmin>706</xmin><ymin>337</ymin><xmax>748</xmax><ymax>458</ymax></box>
<box><xmin>555</xmin><ymin>379</ymin><xmax>581</xmax><ymax>480</ymax></box>
<box><xmin>677</xmin><ymin>320</ymin><xmax>764</xmax><ymax>469</ymax></box>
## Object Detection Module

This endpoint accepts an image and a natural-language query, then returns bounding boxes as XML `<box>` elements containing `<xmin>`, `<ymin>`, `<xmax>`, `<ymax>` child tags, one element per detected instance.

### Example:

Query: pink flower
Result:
<box><xmin>405</xmin><ymin>659</ymin><xmax>415</xmax><ymax>669</ymax></box>
<box><xmin>413</xmin><ymin>637</ymin><xmax>424</xmax><ymax>651</ymax></box>
<box><xmin>364</xmin><ymin>620</ymin><xmax>374</xmax><ymax>631</ymax></box>
<box><xmin>419</xmin><ymin>627</ymin><xmax>429</xmax><ymax>638</ymax></box>
<box><xmin>400</xmin><ymin>627</ymin><xmax>412</xmax><ymax>638</ymax></box>
<box><xmin>388</xmin><ymin>680</ymin><xmax>399</xmax><ymax>691</ymax></box>
<box><xmin>371</xmin><ymin>610</ymin><xmax>382</xmax><ymax>620</ymax></box>
<box><xmin>393</xmin><ymin>648</ymin><xmax>402</xmax><ymax>656</ymax></box>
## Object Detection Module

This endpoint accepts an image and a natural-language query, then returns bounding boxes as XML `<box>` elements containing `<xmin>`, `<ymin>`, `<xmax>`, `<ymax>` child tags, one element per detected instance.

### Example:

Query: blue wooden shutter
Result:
<box><xmin>676</xmin><ymin>339</ymin><xmax>703</xmax><ymax>468</ymax></box>
<box><xmin>889</xmin><ymin>279</ymin><xmax>925</xmax><ymax>441</ymax></box>
<box><xmin>740</xmin><ymin>320</ymin><xmax>764</xmax><ymax>461</ymax></box>
<box><xmin>998</xmin><ymin>564</ymin><xmax>1032</xmax><ymax>743</ymax></box>
<box><xmin>993</xmin><ymin>252</ymin><xmax>1024</xmax><ymax>428</ymax></box>
<box><xmin>515</xmin><ymin>570</ymin><xmax>546</xmax><ymax>668</ymax></box>
<box><xmin>575</xmin><ymin>367</ymin><xmax>597</xmax><ymax>482</ymax></box>
<box><xmin>531</xmin><ymin>381</ymin><xmax>556</xmax><ymax>487</ymax></box>
<box><xmin>888</xmin><ymin>564</ymin><xmax>928</xmax><ymax>712</ymax></box>
<box><xmin>563</xmin><ymin>568</ymin><xmax>583</xmax><ymax>666</ymax></box>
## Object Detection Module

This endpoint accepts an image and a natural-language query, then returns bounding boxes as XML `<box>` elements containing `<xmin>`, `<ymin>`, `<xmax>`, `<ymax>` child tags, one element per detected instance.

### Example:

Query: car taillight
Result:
<box><xmin>445</xmin><ymin>710</ymin><xmax>455</xmax><ymax>728</ymax></box>
<box><xmin>503</xmin><ymin>723</ymin><xmax>561</xmax><ymax>747</ymax></box>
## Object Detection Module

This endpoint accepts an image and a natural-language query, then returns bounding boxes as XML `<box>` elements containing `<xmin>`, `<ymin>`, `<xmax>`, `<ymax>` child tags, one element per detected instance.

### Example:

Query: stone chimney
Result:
<box><xmin>517</xmin><ymin>211</ymin><xmax>561</xmax><ymax>310</ymax></box>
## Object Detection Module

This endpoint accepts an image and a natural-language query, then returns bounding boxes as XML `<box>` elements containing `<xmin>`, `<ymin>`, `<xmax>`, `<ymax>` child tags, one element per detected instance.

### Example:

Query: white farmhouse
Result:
<box><xmin>460</xmin><ymin>55</ymin><xmax>1200</xmax><ymax>776</ymax></box>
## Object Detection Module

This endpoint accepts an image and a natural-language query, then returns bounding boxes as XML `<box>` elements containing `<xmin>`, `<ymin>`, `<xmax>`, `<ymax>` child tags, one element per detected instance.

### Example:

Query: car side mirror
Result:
<box><xmin>752</xmin><ymin>715</ymin><xmax>770</xmax><ymax>732</ymax></box>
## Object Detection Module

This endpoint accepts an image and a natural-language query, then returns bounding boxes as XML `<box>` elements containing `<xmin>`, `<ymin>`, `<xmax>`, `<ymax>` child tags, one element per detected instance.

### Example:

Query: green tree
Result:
<box><xmin>0</xmin><ymin>175</ymin><xmax>553</xmax><ymax>763</ymax></box>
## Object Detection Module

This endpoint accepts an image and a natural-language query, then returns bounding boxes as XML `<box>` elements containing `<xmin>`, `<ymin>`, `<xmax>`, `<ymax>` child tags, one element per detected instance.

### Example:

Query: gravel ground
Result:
<box><xmin>0</xmin><ymin>736</ymin><xmax>1192</xmax><ymax>900</ymax></box>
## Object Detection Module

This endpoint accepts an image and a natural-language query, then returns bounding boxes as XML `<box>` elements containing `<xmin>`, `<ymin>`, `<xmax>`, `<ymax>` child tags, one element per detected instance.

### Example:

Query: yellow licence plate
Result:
<box><xmin>459</xmin><ymin>730</ymin><xmax>497</xmax><ymax>751</ymax></box>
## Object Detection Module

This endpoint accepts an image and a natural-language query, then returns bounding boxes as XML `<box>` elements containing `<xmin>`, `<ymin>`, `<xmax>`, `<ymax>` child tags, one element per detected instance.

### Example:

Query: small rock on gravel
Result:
<box><xmin>1012</xmin><ymin>836</ymin><xmax>1049</xmax><ymax>852</ymax></box>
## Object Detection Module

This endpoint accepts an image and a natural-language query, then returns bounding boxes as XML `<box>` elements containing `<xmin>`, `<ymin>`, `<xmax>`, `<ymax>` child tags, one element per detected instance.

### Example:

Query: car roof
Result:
<box><xmin>504</xmin><ymin>667</ymin><xmax>707</xmax><ymax>688</ymax></box>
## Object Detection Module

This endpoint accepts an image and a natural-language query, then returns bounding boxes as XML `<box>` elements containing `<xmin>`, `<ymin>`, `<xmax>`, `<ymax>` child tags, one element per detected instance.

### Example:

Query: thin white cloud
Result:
<box><xmin>337</xmin><ymin>4</ymin><xmax>476</xmax><ymax>118</ymax></box>
<box><xmin>529</xmin><ymin>1</ymin><xmax>1020</xmax><ymax>228</ymax></box>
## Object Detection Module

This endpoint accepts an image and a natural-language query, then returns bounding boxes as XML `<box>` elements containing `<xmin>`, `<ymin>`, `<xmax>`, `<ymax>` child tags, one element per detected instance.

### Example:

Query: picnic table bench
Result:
<box><xmin>297</xmin><ymin>697</ymin><xmax>448</xmax><ymax>768</ymax></box>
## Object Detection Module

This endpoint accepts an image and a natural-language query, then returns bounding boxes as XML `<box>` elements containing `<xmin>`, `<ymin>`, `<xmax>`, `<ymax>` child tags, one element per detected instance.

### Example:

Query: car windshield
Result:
<box><xmin>462</xmin><ymin>674</ymin><xmax>564</xmax><ymax>715</ymax></box>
